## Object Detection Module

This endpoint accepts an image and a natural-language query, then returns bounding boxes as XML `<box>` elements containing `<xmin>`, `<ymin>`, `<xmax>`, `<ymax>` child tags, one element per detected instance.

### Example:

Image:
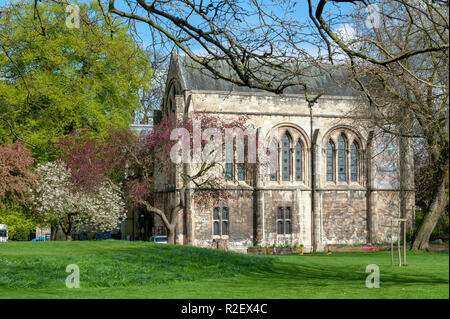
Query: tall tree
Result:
<box><xmin>33</xmin><ymin>160</ymin><xmax>125</xmax><ymax>240</ymax></box>
<box><xmin>135</xmin><ymin>52</ymin><xmax>168</xmax><ymax>125</ymax></box>
<box><xmin>107</xmin><ymin>0</ymin><xmax>448</xmax><ymax>250</ymax></box>
<box><xmin>308</xmin><ymin>0</ymin><xmax>448</xmax><ymax>250</ymax></box>
<box><xmin>0</xmin><ymin>0</ymin><xmax>153</xmax><ymax>161</ymax></box>
<box><xmin>107</xmin><ymin>0</ymin><xmax>330</xmax><ymax>102</ymax></box>
<box><xmin>0</xmin><ymin>143</ymin><xmax>38</xmax><ymax>240</ymax></box>
<box><xmin>0</xmin><ymin>143</ymin><xmax>36</xmax><ymax>209</ymax></box>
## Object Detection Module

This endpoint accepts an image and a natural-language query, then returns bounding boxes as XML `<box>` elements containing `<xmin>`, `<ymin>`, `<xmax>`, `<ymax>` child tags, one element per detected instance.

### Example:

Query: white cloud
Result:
<box><xmin>335</xmin><ymin>24</ymin><xmax>357</xmax><ymax>44</ymax></box>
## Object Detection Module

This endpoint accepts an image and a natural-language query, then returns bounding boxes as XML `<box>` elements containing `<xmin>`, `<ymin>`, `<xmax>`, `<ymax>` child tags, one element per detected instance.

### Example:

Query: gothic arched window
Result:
<box><xmin>350</xmin><ymin>142</ymin><xmax>358</xmax><ymax>182</ymax></box>
<box><xmin>237</xmin><ymin>163</ymin><xmax>245</xmax><ymax>181</ymax></box>
<box><xmin>326</xmin><ymin>141</ymin><xmax>334</xmax><ymax>181</ymax></box>
<box><xmin>269</xmin><ymin>138</ymin><xmax>278</xmax><ymax>181</ymax></box>
<box><xmin>225</xmin><ymin>140</ymin><xmax>233</xmax><ymax>181</ymax></box>
<box><xmin>295</xmin><ymin>140</ymin><xmax>302</xmax><ymax>181</ymax></box>
<box><xmin>337</xmin><ymin>135</ymin><xmax>346</xmax><ymax>182</ymax></box>
<box><xmin>225</xmin><ymin>163</ymin><xmax>233</xmax><ymax>181</ymax></box>
<box><xmin>281</xmin><ymin>133</ymin><xmax>291</xmax><ymax>181</ymax></box>
<box><xmin>325</xmin><ymin>128</ymin><xmax>363</xmax><ymax>185</ymax></box>
<box><xmin>267</xmin><ymin>126</ymin><xmax>308</xmax><ymax>183</ymax></box>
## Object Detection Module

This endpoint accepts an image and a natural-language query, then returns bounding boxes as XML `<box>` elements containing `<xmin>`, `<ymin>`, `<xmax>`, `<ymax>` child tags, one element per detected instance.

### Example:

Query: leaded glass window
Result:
<box><xmin>285</xmin><ymin>207</ymin><xmax>291</xmax><ymax>220</ymax></box>
<box><xmin>276</xmin><ymin>207</ymin><xmax>292</xmax><ymax>235</ymax></box>
<box><xmin>338</xmin><ymin>135</ymin><xmax>346</xmax><ymax>182</ymax></box>
<box><xmin>277</xmin><ymin>207</ymin><xmax>284</xmax><ymax>235</ymax></box>
<box><xmin>222</xmin><ymin>207</ymin><xmax>229</xmax><ymax>220</ymax></box>
<box><xmin>225</xmin><ymin>163</ymin><xmax>233</xmax><ymax>181</ymax></box>
<box><xmin>213</xmin><ymin>221</ymin><xmax>220</xmax><ymax>235</ymax></box>
<box><xmin>295</xmin><ymin>141</ymin><xmax>302</xmax><ymax>181</ymax></box>
<box><xmin>285</xmin><ymin>221</ymin><xmax>292</xmax><ymax>234</ymax></box>
<box><xmin>213</xmin><ymin>207</ymin><xmax>220</xmax><ymax>220</ymax></box>
<box><xmin>222</xmin><ymin>221</ymin><xmax>228</xmax><ymax>235</ymax></box>
<box><xmin>213</xmin><ymin>207</ymin><xmax>220</xmax><ymax>235</ymax></box>
<box><xmin>269</xmin><ymin>138</ymin><xmax>278</xmax><ymax>181</ymax></box>
<box><xmin>213</xmin><ymin>207</ymin><xmax>229</xmax><ymax>236</ymax></box>
<box><xmin>277</xmin><ymin>221</ymin><xmax>283</xmax><ymax>234</ymax></box>
<box><xmin>285</xmin><ymin>207</ymin><xmax>292</xmax><ymax>234</ymax></box>
<box><xmin>281</xmin><ymin>133</ymin><xmax>291</xmax><ymax>181</ymax></box>
<box><xmin>277</xmin><ymin>207</ymin><xmax>284</xmax><ymax>220</ymax></box>
<box><xmin>326</xmin><ymin>141</ymin><xmax>334</xmax><ymax>181</ymax></box>
<box><xmin>237</xmin><ymin>163</ymin><xmax>245</xmax><ymax>181</ymax></box>
<box><xmin>351</xmin><ymin>142</ymin><xmax>358</xmax><ymax>182</ymax></box>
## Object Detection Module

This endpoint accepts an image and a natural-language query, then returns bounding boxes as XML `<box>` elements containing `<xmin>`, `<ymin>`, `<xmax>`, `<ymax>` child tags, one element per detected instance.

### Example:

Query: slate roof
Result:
<box><xmin>175</xmin><ymin>54</ymin><xmax>361</xmax><ymax>97</ymax></box>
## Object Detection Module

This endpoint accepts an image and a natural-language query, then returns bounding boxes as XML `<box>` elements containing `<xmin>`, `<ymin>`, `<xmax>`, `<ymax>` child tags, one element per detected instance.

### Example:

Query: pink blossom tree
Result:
<box><xmin>0</xmin><ymin>143</ymin><xmax>36</xmax><ymax>210</ymax></box>
<box><xmin>58</xmin><ymin>115</ymin><xmax>255</xmax><ymax>244</ymax></box>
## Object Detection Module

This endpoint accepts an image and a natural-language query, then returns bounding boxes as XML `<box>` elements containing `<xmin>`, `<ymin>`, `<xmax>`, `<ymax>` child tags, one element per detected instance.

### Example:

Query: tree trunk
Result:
<box><xmin>65</xmin><ymin>232</ymin><xmax>73</xmax><ymax>241</ymax></box>
<box><xmin>412</xmin><ymin>166</ymin><xmax>449</xmax><ymax>251</ymax></box>
<box><xmin>60</xmin><ymin>217</ymin><xmax>73</xmax><ymax>242</ymax></box>
<box><xmin>167</xmin><ymin>227</ymin><xmax>175</xmax><ymax>244</ymax></box>
<box><xmin>50</xmin><ymin>224</ymin><xmax>57</xmax><ymax>241</ymax></box>
<box><xmin>168</xmin><ymin>206</ymin><xmax>183</xmax><ymax>245</ymax></box>
<box><xmin>141</xmin><ymin>200</ymin><xmax>180</xmax><ymax>244</ymax></box>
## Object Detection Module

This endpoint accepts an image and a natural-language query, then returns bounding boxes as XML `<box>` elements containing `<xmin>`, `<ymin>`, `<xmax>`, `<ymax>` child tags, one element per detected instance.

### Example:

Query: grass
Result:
<box><xmin>0</xmin><ymin>240</ymin><xmax>448</xmax><ymax>299</ymax></box>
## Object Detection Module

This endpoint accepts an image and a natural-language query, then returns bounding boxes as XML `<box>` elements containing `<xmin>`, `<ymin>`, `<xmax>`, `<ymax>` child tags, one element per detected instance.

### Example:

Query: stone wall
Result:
<box><xmin>373</xmin><ymin>190</ymin><xmax>415</xmax><ymax>243</ymax></box>
<box><xmin>191</xmin><ymin>190</ymin><xmax>254</xmax><ymax>253</ymax></box>
<box><xmin>321</xmin><ymin>190</ymin><xmax>368</xmax><ymax>244</ymax></box>
<box><xmin>261</xmin><ymin>189</ymin><xmax>309</xmax><ymax>248</ymax></box>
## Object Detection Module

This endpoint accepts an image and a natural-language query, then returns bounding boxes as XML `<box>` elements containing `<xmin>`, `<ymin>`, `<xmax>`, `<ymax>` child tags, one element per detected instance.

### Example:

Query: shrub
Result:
<box><xmin>0</xmin><ymin>207</ymin><xmax>36</xmax><ymax>241</ymax></box>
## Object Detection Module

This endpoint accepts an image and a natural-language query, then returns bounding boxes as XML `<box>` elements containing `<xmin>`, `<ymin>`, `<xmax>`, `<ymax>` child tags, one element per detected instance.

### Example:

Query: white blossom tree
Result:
<box><xmin>33</xmin><ymin>160</ymin><xmax>125</xmax><ymax>240</ymax></box>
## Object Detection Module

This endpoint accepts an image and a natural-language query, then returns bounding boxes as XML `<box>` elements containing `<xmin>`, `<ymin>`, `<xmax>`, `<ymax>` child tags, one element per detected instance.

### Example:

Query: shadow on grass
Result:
<box><xmin>0</xmin><ymin>242</ymin><xmax>447</xmax><ymax>292</ymax></box>
<box><xmin>242</xmin><ymin>252</ymin><xmax>449</xmax><ymax>289</ymax></box>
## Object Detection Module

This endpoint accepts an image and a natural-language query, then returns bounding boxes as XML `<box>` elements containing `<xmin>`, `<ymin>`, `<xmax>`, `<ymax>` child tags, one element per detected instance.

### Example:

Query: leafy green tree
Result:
<box><xmin>0</xmin><ymin>0</ymin><xmax>153</xmax><ymax>161</ymax></box>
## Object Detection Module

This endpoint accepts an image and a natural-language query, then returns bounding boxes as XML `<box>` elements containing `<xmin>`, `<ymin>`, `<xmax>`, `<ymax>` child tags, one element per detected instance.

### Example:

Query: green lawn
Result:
<box><xmin>0</xmin><ymin>241</ymin><xmax>448</xmax><ymax>299</ymax></box>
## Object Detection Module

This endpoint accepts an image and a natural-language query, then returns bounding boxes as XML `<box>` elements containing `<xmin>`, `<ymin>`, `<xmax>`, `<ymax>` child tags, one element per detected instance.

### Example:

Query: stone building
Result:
<box><xmin>126</xmin><ymin>53</ymin><xmax>415</xmax><ymax>253</ymax></box>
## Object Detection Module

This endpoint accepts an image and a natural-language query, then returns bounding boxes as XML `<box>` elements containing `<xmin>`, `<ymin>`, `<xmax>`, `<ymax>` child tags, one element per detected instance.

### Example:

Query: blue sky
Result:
<box><xmin>0</xmin><ymin>0</ymin><xmax>358</xmax><ymax>55</ymax></box>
